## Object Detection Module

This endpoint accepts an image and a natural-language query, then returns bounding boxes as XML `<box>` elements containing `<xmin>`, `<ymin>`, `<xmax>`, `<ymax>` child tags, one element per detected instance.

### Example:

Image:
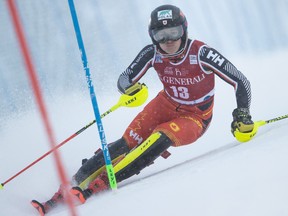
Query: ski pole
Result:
<box><xmin>263</xmin><ymin>114</ymin><xmax>288</xmax><ymax>124</ymax></box>
<box><xmin>234</xmin><ymin>114</ymin><xmax>288</xmax><ymax>142</ymax></box>
<box><xmin>101</xmin><ymin>84</ymin><xmax>148</xmax><ymax>118</ymax></box>
<box><xmin>0</xmin><ymin>86</ymin><xmax>148</xmax><ymax>189</ymax></box>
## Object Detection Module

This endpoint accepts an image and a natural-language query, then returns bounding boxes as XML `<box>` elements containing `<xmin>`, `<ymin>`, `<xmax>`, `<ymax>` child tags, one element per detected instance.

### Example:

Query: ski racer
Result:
<box><xmin>32</xmin><ymin>4</ymin><xmax>254</xmax><ymax>215</ymax></box>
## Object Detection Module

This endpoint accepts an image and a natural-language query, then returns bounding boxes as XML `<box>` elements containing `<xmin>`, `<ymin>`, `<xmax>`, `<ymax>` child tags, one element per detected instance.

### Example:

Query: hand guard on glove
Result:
<box><xmin>124</xmin><ymin>82</ymin><xmax>145</xmax><ymax>96</ymax></box>
<box><xmin>231</xmin><ymin>108</ymin><xmax>254</xmax><ymax>135</ymax></box>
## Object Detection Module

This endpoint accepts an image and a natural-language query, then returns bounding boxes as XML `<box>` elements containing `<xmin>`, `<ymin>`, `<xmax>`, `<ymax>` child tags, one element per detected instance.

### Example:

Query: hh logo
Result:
<box><xmin>206</xmin><ymin>50</ymin><xmax>225</xmax><ymax>66</ymax></box>
<box><xmin>129</xmin><ymin>130</ymin><xmax>143</xmax><ymax>144</ymax></box>
<box><xmin>170</xmin><ymin>122</ymin><xmax>180</xmax><ymax>132</ymax></box>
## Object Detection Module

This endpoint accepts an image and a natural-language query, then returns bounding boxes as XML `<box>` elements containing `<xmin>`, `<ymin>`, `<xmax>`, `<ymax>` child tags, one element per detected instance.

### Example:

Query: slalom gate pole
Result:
<box><xmin>68</xmin><ymin>0</ymin><xmax>117</xmax><ymax>189</ymax></box>
<box><xmin>0</xmin><ymin>85</ymin><xmax>148</xmax><ymax>189</ymax></box>
<box><xmin>6</xmin><ymin>1</ymin><xmax>77</xmax><ymax>215</ymax></box>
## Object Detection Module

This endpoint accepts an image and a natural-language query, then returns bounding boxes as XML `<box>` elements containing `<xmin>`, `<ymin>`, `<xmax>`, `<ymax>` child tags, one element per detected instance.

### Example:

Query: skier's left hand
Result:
<box><xmin>231</xmin><ymin>108</ymin><xmax>254</xmax><ymax>135</ymax></box>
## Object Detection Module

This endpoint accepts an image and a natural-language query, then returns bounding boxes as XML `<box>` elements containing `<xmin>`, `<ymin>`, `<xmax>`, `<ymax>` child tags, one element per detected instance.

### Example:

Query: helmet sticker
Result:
<box><xmin>157</xmin><ymin>10</ymin><xmax>173</xmax><ymax>20</ymax></box>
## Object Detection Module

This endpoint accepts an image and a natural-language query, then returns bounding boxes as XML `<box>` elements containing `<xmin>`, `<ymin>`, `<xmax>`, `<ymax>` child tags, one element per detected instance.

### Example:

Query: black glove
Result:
<box><xmin>124</xmin><ymin>82</ymin><xmax>145</xmax><ymax>96</ymax></box>
<box><xmin>231</xmin><ymin>108</ymin><xmax>254</xmax><ymax>135</ymax></box>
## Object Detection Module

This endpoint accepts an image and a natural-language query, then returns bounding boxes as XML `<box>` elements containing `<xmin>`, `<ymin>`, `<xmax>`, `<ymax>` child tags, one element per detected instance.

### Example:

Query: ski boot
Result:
<box><xmin>70</xmin><ymin>173</ymin><xmax>109</xmax><ymax>204</ymax></box>
<box><xmin>31</xmin><ymin>185</ymin><xmax>64</xmax><ymax>215</ymax></box>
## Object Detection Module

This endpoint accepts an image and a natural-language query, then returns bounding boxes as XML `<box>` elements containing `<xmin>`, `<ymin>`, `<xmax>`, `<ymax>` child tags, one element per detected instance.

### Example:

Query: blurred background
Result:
<box><xmin>1</xmin><ymin>0</ymin><xmax>288</xmax><ymax>127</ymax></box>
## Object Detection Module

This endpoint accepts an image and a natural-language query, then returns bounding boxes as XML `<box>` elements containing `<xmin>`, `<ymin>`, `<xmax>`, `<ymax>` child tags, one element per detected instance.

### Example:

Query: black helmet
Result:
<box><xmin>148</xmin><ymin>5</ymin><xmax>188</xmax><ymax>57</ymax></box>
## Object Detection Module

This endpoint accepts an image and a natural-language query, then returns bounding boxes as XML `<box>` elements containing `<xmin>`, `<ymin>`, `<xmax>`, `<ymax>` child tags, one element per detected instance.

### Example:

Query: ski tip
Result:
<box><xmin>0</xmin><ymin>183</ymin><xmax>4</xmax><ymax>190</ymax></box>
<box><xmin>31</xmin><ymin>200</ymin><xmax>45</xmax><ymax>216</ymax></box>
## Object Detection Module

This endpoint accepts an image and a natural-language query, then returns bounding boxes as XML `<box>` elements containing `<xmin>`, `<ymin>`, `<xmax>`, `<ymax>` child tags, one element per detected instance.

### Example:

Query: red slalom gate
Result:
<box><xmin>6</xmin><ymin>1</ymin><xmax>77</xmax><ymax>215</ymax></box>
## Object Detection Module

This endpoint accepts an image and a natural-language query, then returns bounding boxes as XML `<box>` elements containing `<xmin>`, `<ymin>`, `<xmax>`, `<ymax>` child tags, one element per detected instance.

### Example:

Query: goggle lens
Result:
<box><xmin>152</xmin><ymin>26</ymin><xmax>184</xmax><ymax>43</ymax></box>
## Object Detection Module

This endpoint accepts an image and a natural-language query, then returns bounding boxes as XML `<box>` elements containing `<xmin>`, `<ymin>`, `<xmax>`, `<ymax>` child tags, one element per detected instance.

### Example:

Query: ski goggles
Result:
<box><xmin>152</xmin><ymin>25</ymin><xmax>184</xmax><ymax>43</ymax></box>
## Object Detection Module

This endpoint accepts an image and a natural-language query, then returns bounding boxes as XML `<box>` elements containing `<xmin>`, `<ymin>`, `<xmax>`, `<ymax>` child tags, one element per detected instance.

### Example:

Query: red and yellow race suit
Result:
<box><xmin>118</xmin><ymin>39</ymin><xmax>251</xmax><ymax>149</ymax></box>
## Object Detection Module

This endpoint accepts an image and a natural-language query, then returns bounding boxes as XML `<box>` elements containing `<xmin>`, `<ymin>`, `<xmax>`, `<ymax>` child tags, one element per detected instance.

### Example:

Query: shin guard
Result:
<box><xmin>73</xmin><ymin>137</ymin><xmax>129</xmax><ymax>188</ymax></box>
<box><xmin>114</xmin><ymin>132</ymin><xmax>172</xmax><ymax>182</ymax></box>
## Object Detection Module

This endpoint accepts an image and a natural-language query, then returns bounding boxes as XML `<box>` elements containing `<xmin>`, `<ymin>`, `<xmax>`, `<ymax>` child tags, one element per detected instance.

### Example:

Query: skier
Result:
<box><xmin>32</xmin><ymin>4</ymin><xmax>254</xmax><ymax>215</ymax></box>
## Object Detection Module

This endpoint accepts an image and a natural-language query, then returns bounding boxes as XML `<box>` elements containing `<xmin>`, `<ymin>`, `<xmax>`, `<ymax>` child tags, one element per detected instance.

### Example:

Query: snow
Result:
<box><xmin>1</xmin><ymin>50</ymin><xmax>288</xmax><ymax>216</ymax></box>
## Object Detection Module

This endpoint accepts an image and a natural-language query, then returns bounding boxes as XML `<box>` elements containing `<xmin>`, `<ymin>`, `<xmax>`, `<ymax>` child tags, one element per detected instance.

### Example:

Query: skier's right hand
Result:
<box><xmin>124</xmin><ymin>82</ymin><xmax>146</xmax><ymax>96</ymax></box>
